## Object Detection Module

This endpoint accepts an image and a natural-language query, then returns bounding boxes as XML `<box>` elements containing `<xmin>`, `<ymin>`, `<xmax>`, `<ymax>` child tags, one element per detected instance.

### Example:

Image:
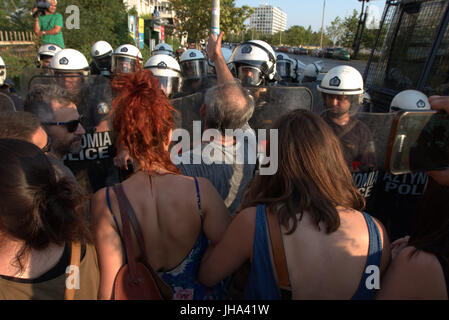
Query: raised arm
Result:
<box><xmin>207</xmin><ymin>32</ymin><xmax>234</xmax><ymax>84</ymax></box>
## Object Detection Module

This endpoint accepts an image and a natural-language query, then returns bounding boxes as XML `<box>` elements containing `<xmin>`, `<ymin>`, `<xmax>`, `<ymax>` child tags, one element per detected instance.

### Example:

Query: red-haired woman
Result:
<box><xmin>91</xmin><ymin>69</ymin><xmax>231</xmax><ymax>300</ymax></box>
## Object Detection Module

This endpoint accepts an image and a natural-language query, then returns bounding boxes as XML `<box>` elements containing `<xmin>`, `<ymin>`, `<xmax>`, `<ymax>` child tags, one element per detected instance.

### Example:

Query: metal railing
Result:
<box><xmin>0</xmin><ymin>30</ymin><xmax>36</xmax><ymax>45</ymax></box>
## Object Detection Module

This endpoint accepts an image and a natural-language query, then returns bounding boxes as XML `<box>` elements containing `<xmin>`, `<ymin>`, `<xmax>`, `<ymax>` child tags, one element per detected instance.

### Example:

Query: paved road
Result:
<box><xmin>285</xmin><ymin>53</ymin><xmax>368</xmax><ymax>75</ymax></box>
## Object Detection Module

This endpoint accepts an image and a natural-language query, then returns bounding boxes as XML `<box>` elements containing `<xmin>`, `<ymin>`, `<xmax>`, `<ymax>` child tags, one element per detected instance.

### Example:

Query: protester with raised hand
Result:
<box><xmin>199</xmin><ymin>109</ymin><xmax>390</xmax><ymax>299</ymax></box>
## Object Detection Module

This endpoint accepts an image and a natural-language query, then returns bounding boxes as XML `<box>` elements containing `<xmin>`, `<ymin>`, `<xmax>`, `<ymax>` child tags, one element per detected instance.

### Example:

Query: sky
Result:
<box><xmin>234</xmin><ymin>0</ymin><xmax>385</xmax><ymax>32</ymax></box>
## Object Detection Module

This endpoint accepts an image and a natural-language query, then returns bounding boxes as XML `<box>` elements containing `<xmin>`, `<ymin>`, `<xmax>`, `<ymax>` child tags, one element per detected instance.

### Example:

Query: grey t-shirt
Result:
<box><xmin>177</xmin><ymin>127</ymin><xmax>256</xmax><ymax>216</ymax></box>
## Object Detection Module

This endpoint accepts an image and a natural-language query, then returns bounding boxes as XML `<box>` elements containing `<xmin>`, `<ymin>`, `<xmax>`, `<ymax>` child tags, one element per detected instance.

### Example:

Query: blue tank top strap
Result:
<box><xmin>352</xmin><ymin>211</ymin><xmax>383</xmax><ymax>300</ymax></box>
<box><xmin>193</xmin><ymin>177</ymin><xmax>203</xmax><ymax>223</ymax></box>
<box><xmin>244</xmin><ymin>204</ymin><xmax>281</xmax><ymax>300</ymax></box>
<box><xmin>105</xmin><ymin>186</ymin><xmax>128</xmax><ymax>263</ymax></box>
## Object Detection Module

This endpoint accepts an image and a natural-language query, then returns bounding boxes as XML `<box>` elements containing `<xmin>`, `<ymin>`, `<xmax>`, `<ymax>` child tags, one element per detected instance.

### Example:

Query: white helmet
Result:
<box><xmin>112</xmin><ymin>44</ymin><xmax>143</xmax><ymax>74</ymax></box>
<box><xmin>318</xmin><ymin>65</ymin><xmax>363</xmax><ymax>95</ymax></box>
<box><xmin>37</xmin><ymin>44</ymin><xmax>63</xmax><ymax>67</ymax></box>
<box><xmin>0</xmin><ymin>56</ymin><xmax>5</xmax><ymax>86</ymax></box>
<box><xmin>275</xmin><ymin>53</ymin><xmax>296</xmax><ymax>81</ymax></box>
<box><xmin>152</xmin><ymin>43</ymin><xmax>175</xmax><ymax>57</ymax></box>
<box><xmin>179</xmin><ymin>49</ymin><xmax>208</xmax><ymax>80</ymax></box>
<box><xmin>229</xmin><ymin>40</ymin><xmax>277</xmax><ymax>86</ymax></box>
<box><xmin>318</xmin><ymin>65</ymin><xmax>364</xmax><ymax>117</ymax></box>
<box><xmin>390</xmin><ymin>90</ymin><xmax>431</xmax><ymax>112</ymax></box>
<box><xmin>50</xmin><ymin>49</ymin><xmax>90</xmax><ymax>75</ymax></box>
<box><xmin>144</xmin><ymin>55</ymin><xmax>182</xmax><ymax>97</ymax></box>
<box><xmin>91</xmin><ymin>41</ymin><xmax>113</xmax><ymax>74</ymax></box>
<box><xmin>304</xmin><ymin>62</ymin><xmax>322</xmax><ymax>79</ymax></box>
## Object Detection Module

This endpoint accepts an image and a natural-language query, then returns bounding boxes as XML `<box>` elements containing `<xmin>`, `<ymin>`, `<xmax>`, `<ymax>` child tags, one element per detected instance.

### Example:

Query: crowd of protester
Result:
<box><xmin>0</xmin><ymin>20</ymin><xmax>448</xmax><ymax>300</ymax></box>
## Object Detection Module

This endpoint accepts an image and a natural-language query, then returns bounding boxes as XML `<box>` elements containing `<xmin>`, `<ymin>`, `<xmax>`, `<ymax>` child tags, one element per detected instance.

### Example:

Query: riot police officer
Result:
<box><xmin>0</xmin><ymin>56</ymin><xmax>23</xmax><ymax>111</ymax></box>
<box><xmin>275</xmin><ymin>52</ymin><xmax>298</xmax><ymax>85</ymax></box>
<box><xmin>112</xmin><ymin>44</ymin><xmax>142</xmax><ymax>74</ymax></box>
<box><xmin>152</xmin><ymin>43</ymin><xmax>175</xmax><ymax>57</ymax></box>
<box><xmin>302</xmin><ymin>62</ymin><xmax>322</xmax><ymax>83</ymax></box>
<box><xmin>318</xmin><ymin>65</ymin><xmax>376</xmax><ymax>170</ymax></box>
<box><xmin>49</xmin><ymin>48</ymin><xmax>90</xmax><ymax>103</ymax></box>
<box><xmin>90</xmin><ymin>41</ymin><xmax>113</xmax><ymax>76</ymax></box>
<box><xmin>37</xmin><ymin>43</ymin><xmax>63</xmax><ymax>70</ymax></box>
<box><xmin>228</xmin><ymin>40</ymin><xmax>278</xmax><ymax>87</ymax></box>
<box><xmin>144</xmin><ymin>54</ymin><xmax>183</xmax><ymax>98</ymax></box>
<box><xmin>370</xmin><ymin>90</ymin><xmax>430</xmax><ymax>241</ymax></box>
<box><xmin>179</xmin><ymin>48</ymin><xmax>214</xmax><ymax>94</ymax></box>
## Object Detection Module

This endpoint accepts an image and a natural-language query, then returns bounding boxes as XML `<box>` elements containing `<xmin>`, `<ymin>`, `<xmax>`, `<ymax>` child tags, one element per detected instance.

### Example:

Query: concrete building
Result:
<box><xmin>249</xmin><ymin>4</ymin><xmax>287</xmax><ymax>35</ymax></box>
<box><xmin>122</xmin><ymin>0</ymin><xmax>160</xmax><ymax>16</ymax></box>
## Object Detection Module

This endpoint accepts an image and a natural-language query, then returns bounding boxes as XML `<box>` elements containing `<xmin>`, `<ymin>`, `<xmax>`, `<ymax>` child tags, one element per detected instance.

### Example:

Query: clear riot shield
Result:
<box><xmin>170</xmin><ymin>92</ymin><xmax>204</xmax><ymax>147</ymax></box>
<box><xmin>325</xmin><ymin>112</ymin><xmax>396</xmax><ymax>218</ymax></box>
<box><xmin>29</xmin><ymin>75</ymin><xmax>118</xmax><ymax>194</ymax></box>
<box><xmin>246</xmin><ymin>86</ymin><xmax>313</xmax><ymax>130</ymax></box>
<box><xmin>350</xmin><ymin>112</ymin><xmax>432</xmax><ymax>241</ymax></box>
<box><xmin>0</xmin><ymin>92</ymin><xmax>16</xmax><ymax>112</ymax></box>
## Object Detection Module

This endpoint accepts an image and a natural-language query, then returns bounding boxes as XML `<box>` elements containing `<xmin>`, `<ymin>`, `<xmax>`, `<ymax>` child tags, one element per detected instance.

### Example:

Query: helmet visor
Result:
<box><xmin>321</xmin><ymin>93</ymin><xmax>361</xmax><ymax>118</ymax></box>
<box><xmin>180</xmin><ymin>60</ymin><xmax>208</xmax><ymax>79</ymax></box>
<box><xmin>112</xmin><ymin>56</ymin><xmax>139</xmax><ymax>74</ymax></box>
<box><xmin>237</xmin><ymin>66</ymin><xmax>262</xmax><ymax>87</ymax></box>
<box><xmin>95</xmin><ymin>56</ymin><xmax>112</xmax><ymax>72</ymax></box>
<box><xmin>276</xmin><ymin>61</ymin><xmax>292</xmax><ymax>78</ymax></box>
<box><xmin>156</xmin><ymin>76</ymin><xmax>181</xmax><ymax>98</ymax></box>
<box><xmin>53</xmin><ymin>72</ymin><xmax>84</xmax><ymax>96</ymax></box>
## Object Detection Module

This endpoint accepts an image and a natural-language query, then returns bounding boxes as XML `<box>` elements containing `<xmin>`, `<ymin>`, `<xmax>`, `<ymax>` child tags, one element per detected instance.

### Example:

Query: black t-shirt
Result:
<box><xmin>323</xmin><ymin>115</ymin><xmax>376</xmax><ymax>171</ymax></box>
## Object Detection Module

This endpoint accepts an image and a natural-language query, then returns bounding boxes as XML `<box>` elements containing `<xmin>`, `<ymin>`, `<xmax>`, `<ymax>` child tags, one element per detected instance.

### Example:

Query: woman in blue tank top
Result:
<box><xmin>199</xmin><ymin>109</ymin><xmax>391</xmax><ymax>299</ymax></box>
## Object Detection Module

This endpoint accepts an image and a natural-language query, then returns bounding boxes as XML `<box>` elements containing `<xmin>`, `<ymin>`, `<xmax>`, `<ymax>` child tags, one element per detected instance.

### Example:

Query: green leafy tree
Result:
<box><xmin>339</xmin><ymin>9</ymin><xmax>359</xmax><ymax>48</ymax></box>
<box><xmin>169</xmin><ymin>0</ymin><xmax>252</xmax><ymax>44</ymax></box>
<box><xmin>326</xmin><ymin>16</ymin><xmax>343</xmax><ymax>45</ymax></box>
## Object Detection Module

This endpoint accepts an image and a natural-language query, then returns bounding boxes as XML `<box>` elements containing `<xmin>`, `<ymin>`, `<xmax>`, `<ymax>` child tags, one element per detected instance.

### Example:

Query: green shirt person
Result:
<box><xmin>33</xmin><ymin>0</ymin><xmax>65</xmax><ymax>49</ymax></box>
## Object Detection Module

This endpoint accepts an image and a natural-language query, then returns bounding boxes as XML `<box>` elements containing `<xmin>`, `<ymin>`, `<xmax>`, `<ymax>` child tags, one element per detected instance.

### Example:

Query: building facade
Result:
<box><xmin>249</xmin><ymin>5</ymin><xmax>287</xmax><ymax>35</ymax></box>
<box><xmin>122</xmin><ymin>0</ymin><xmax>159</xmax><ymax>16</ymax></box>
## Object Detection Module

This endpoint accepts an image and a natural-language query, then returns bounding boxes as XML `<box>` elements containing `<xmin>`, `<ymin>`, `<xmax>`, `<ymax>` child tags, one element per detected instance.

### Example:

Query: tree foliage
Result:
<box><xmin>169</xmin><ymin>0</ymin><xmax>253</xmax><ymax>44</ymax></box>
<box><xmin>0</xmin><ymin>0</ymin><xmax>134</xmax><ymax>59</ymax></box>
<box><xmin>325</xmin><ymin>9</ymin><xmax>378</xmax><ymax>50</ymax></box>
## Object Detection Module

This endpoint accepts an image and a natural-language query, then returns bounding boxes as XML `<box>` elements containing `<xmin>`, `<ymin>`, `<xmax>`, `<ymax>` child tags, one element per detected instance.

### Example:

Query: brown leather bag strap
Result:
<box><xmin>266</xmin><ymin>207</ymin><xmax>290</xmax><ymax>288</ymax></box>
<box><xmin>64</xmin><ymin>242</ymin><xmax>81</xmax><ymax>300</ymax></box>
<box><xmin>113</xmin><ymin>183</ymin><xmax>138</xmax><ymax>281</ymax></box>
<box><xmin>114</xmin><ymin>183</ymin><xmax>150</xmax><ymax>264</ymax></box>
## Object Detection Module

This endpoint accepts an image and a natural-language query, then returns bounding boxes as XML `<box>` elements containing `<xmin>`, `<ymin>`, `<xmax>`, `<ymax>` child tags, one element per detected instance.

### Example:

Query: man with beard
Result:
<box><xmin>24</xmin><ymin>84</ymin><xmax>85</xmax><ymax>183</ymax></box>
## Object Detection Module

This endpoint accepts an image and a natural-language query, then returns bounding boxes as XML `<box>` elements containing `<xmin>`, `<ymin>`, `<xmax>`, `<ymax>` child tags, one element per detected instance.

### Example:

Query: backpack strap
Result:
<box><xmin>266</xmin><ymin>207</ymin><xmax>291</xmax><ymax>289</ymax></box>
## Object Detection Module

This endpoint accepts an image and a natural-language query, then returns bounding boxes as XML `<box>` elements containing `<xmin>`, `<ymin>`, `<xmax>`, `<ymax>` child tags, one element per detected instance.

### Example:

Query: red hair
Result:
<box><xmin>111</xmin><ymin>68</ymin><xmax>179</xmax><ymax>174</ymax></box>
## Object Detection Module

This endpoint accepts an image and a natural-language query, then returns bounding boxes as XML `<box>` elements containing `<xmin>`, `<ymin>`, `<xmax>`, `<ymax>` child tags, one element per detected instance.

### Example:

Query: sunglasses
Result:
<box><xmin>43</xmin><ymin>117</ymin><xmax>83</xmax><ymax>133</ymax></box>
<box><xmin>41</xmin><ymin>135</ymin><xmax>52</xmax><ymax>153</ymax></box>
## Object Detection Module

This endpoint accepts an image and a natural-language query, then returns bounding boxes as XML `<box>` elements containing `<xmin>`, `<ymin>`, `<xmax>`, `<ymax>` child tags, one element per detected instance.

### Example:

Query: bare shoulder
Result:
<box><xmin>394</xmin><ymin>246</ymin><xmax>441</xmax><ymax>272</ymax></box>
<box><xmin>377</xmin><ymin>246</ymin><xmax>447</xmax><ymax>299</ymax></box>
<box><xmin>234</xmin><ymin>206</ymin><xmax>258</xmax><ymax>225</ymax></box>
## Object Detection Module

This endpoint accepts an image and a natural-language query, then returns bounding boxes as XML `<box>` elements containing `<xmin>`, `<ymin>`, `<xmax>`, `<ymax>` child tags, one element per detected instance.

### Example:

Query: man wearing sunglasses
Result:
<box><xmin>0</xmin><ymin>111</ymin><xmax>51</xmax><ymax>153</ymax></box>
<box><xmin>25</xmin><ymin>84</ymin><xmax>85</xmax><ymax>182</ymax></box>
